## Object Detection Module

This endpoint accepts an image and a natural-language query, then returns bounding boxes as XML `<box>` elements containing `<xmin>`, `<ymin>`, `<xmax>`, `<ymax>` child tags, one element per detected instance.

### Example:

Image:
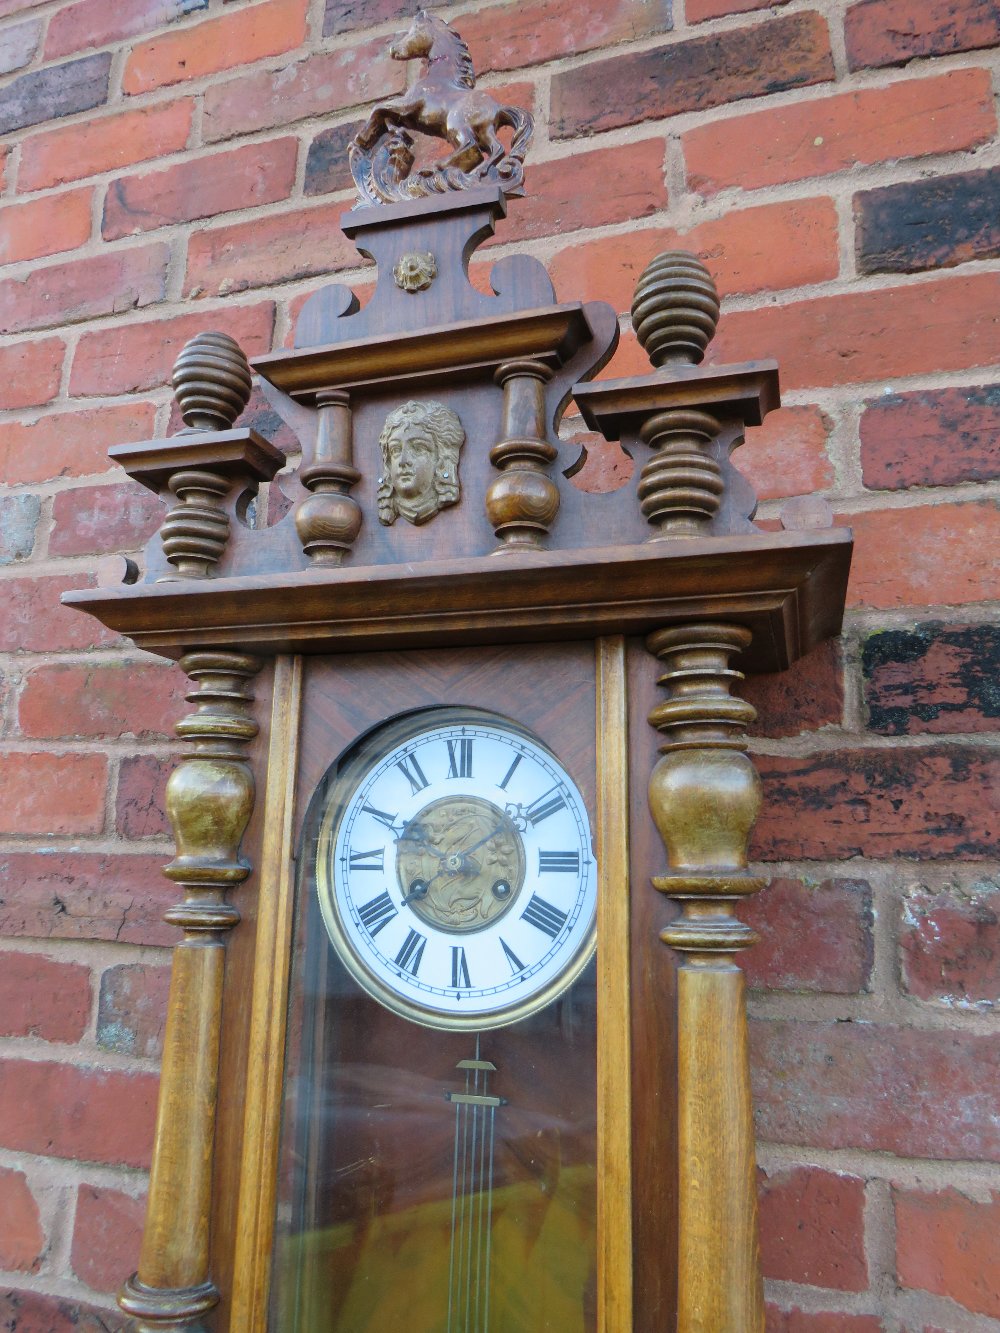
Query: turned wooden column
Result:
<box><xmin>485</xmin><ymin>358</ymin><xmax>559</xmax><ymax>551</ymax></box>
<box><xmin>295</xmin><ymin>388</ymin><xmax>362</xmax><ymax>563</ymax></box>
<box><xmin>119</xmin><ymin>652</ymin><xmax>261</xmax><ymax>1333</ymax></box>
<box><xmin>646</xmin><ymin>623</ymin><xmax>766</xmax><ymax>1333</ymax></box>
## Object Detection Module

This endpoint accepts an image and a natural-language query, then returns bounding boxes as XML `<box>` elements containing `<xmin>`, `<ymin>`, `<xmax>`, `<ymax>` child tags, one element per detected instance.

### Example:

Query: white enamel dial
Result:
<box><xmin>315</xmin><ymin>710</ymin><xmax>596</xmax><ymax>1030</ymax></box>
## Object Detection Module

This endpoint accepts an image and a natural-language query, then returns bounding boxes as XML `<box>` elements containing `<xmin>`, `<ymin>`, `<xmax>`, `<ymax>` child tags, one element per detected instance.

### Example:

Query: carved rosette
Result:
<box><xmin>119</xmin><ymin>652</ymin><xmax>260</xmax><ymax>1333</ymax></box>
<box><xmin>632</xmin><ymin>253</ymin><xmax>726</xmax><ymax>539</ymax></box>
<box><xmin>485</xmin><ymin>360</ymin><xmax>559</xmax><ymax>552</ymax></box>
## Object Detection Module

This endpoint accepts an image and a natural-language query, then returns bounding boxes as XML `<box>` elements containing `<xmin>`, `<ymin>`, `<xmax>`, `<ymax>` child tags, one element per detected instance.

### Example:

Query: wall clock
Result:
<box><xmin>64</xmin><ymin>15</ymin><xmax>852</xmax><ymax>1332</ymax></box>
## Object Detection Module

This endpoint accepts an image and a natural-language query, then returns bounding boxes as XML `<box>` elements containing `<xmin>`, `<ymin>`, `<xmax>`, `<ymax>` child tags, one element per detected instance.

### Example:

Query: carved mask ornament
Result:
<box><xmin>377</xmin><ymin>400</ymin><xmax>465</xmax><ymax>526</ymax></box>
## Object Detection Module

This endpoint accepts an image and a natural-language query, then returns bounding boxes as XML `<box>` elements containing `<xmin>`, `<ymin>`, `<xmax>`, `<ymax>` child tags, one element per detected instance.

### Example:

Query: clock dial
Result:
<box><xmin>316</xmin><ymin>709</ymin><xmax>596</xmax><ymax>1030</ymax></box>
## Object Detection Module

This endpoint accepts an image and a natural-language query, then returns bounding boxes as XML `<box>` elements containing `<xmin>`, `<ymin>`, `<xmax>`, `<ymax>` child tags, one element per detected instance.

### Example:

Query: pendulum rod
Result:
<box><xmin>446</xmin><ymin>1040</ymin><xmax>503</xmax><ymax>1333</ymax></box>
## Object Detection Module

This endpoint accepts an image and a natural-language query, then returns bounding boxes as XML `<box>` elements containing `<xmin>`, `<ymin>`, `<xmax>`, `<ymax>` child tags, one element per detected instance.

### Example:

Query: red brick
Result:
<box><xmin>689</xmin><ymin>0</ymin><xmax>788</xmax><ymax>20</ymax></box>
<box><xmin>0</xmin><ymin>951</ymin><xmax>91</xmax><ymax>1041</ymax></box>
<box><xmin>759</xmin><ymin>1165</ymin><xmax>867</xmax><ymax>1290</ymax></box>
<box><xmin>847</xmin><ymin>502</ymin><xmax>1000</xmax><ymax>609</ymax></box>
<box><xmin>753</xmin><ymin>745</ymin><xmax>998</xmax><ymax>860</ymax></box>
<box><xmin>735</xmin><ymin>405</ymin><xmax>834</xmax><ymax>503</ymax></box>
<box><xmin>860</xmin><ymin>385</ymin><xmax>1000</xmax><ymax>490</ymax></box>
<box><xmin>202</xmin><ymin>36</ymin><xmax>404</xmax><ymax>143</ymax></box>
<box><xmin>550</xmin><ymin>198</ymin><xmax>838</xmax><ymax>314</ymax></box>
<box><xmin>551</xmin><ymin>12</ymin><xmax>833</xmax><ymax>138</ymax></box>
<box><xmin>710</xmin><ymin>274</ymin><xmax>1000</xmax><ymax>390</ymax></box>
<box><xmin>901</xmin><ymin>884</ymin><xmax>1000</xmax><ymax>1008</ymax></box>
<box><xmin>19</xmin><ymin>661</ymin><xmax>184</xmax><ymax>741</ymax></box>
<box><xmin>0</xmin><ymin>753</ymin><xmax>107</xmax><ymax>836</ymax></box>
<box><xmin>0</xmin><ymin>0</ymin><xmax>46</xmax><ymax>15</ymax></box>
<box><xmin>70</xmin><ymin>302</ymin><xmax>274</xmax><ymax>397</ymax></box>
<box><xmin>97</xmin><ymin>963</ymin><xmax>170</xmax><ymax>1058</ymax></box>
<box><xmin>71</xmin><ymin>1184</ymin><xmax>145</xmax><ymax>1293</ymax></box>
<box><xmin>563</xmin><ymin>428</ymin><xmax>633</xmax><ymax>495</ymax></box>
<box><xmin>684</xmin><ymin>68</ymin><xmax>995</xmax><ymax>196</ymax></box>
<box><xmin>0</xmin><ymin>1167</ymin><xmax>43</xmax><ymax>1272</ymax></box>
<box><xmin>103</xmin><ymin>139</ymin><xmax>297</xmax><ymax>240</ymax></box>
<box><xmin>0</xmin><ymin>573</ymin><xmax>117</xmax><ymax>652</ymax></box>
<box><xmin>455</xmin><ymin>0</ymin><xmax>672</xmax><ymax>74</ymax></box>
<box><xmin>0</xmin><ymin>1289</ymin><xmax>126</xmax><ymax>1331</ymax></box>
<box><xmin>116</xmin><ymin>755</ymin><xmax>171</xmax><ymax>839</ymax></box>
<box><xmin>185</xmin><ymin>199</ymin><xmax>355</xmax><ymax>299</ymax></box>
<box><xmin>124</xmin><ymin>0</ymin><xmax>309</xmax><ymax>95</ymax></box>
<box><xmin>46</xmin><ymin>0</ymin><xmax>190</xmax><ymax>60</ymax></box>
<box><xmin>847</xmin><ymin>0</ymin><xmax>1000</xmax><ymax>70</ymax></box>
<box><xmin>0</xmin><ymin>336</ymin><xmax>65</xmax><ymax>409</ymax></box>
<box><xmin>490</xmin><ymin>140</ymin><xmax>669</xmax><ymax>247</ymax></box>
<box><xmin>863</xmin><ymin>623</ymin><xmax>1000</xmax><ymax>735</ymax></box>
<box><xmin>0</xmin><ymin>243</ymin><xmax>168</xmax><ymax>335</ymax></box>
<box><xmin>0</xmin><ymin>1058</ymin><xmax>157</xmax><ymax>1167</ymax></box>
<box><xmin>766</xmin><ymin>1312</ymin><xmax>881</xmax><ymax>1333</ymax></box>
<box><xmin>0</xmin><ymin>187</ymin><xmax>92</xmax><ymax>265</ymax></box>
<box><xmin>0</xmin><ymin>402</ymin><xmax>156</xmax><ymax>485</ymax></box>
<box><xmin>19</xmin><ymin>99</ymin><xmax>194</xmax><ymax>193</ymax></box>
<box><xmin>752</xmin><ymin>1020</ymin><xmax>1000</xmax><ymax>1159</ymax></box>
<box><xmin>743</xmin><ymin>638</ymin><xmax>843</xmax><ymax>738</ymax></box>
<box><xmin>49</xmin><ymin>480</ymin><xmax>163</xmax><ymax>558</ymax></box>
<box><xmin>0</xmin><ymin>17</ymin><xmax>41</xmax><ymax>77</ymax></box>
<box><xmin>0</xmin><ymin>852</ymin><xmax>175</xmax><ymax>946</ymax></box>
<box><xmin>895</xmin><ymin>1186</ymin><xmax>1000</xmax><ymax>1318</ymax></box>
<box><xmin>743</xmin><ymin>878</ymin><xmax>873</xmax><ymax>994</ymax></box>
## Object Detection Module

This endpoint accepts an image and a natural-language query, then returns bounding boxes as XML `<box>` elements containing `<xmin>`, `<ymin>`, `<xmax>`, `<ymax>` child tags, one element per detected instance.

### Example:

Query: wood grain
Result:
<box><xmin>595</xmin><ymin>636</ymin><xmax>633</xmax><ymax>1333</ymax></box>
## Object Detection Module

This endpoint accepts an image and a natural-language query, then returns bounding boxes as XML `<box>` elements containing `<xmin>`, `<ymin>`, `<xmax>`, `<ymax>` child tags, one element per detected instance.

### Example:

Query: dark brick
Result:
<box><xmin>752</xmin><ymin>746</ymin><xmax>1000</xmax><ymax>860</ymax></box>
<box><xmin>304</xmin><ymin>119</ymin><xmax>365</xmax><ymax>196</ymax></box>
<box><xmin>743</xmin><ymin>639</ymin><xmax>843</xmax><ymax>738</ymax></box>
<box><xmin>551</xmin><ymin>12</ymin><xmax>833</xmax><ymax>138</ymax></box>
<box><xmin>0</xmin><ymin>52</ymin><xmax>111</xmax><ymax>135</ymax></box>
<box><xmin>0</xmin><ymin>494</ymin><xmax>40</xmax><ymax>565</ymax></box>
<box><xmin>901</xmin><ymin>882</ymin><xmax>1000</xmax><ymax>1007</ymax></box>
<box><xmin>857</xmin><ymin>166</ymin><xmax>1000</xmax><ymax>275</ymax></box>
<box><xmin>860</xmin><ymin>385</ymin><xmax>1000</xmax><ymax>489</ymax></box>
<box><xmin>97</xmin><ymin>963</ymin><xmax>170</xmax><ymax>1058</ymax></box>
<box><xmin>323</xmin><ymin>0</ymin><xmax>420</xmax><ymax>37</ymax></box>
<box><xmin>751</xmin><ymin>1019</ymin><xmax>1000</xmax><ymax>1160</ymax></box>
<box><xmin>846</xmin><ymin>0</ymin><xmax>1000</xmax><ymax>70</ymax></box>
<box><xmin>743</xmin><ymin>878</ymin><xmax>873</xmax><ymax>993</ymax></box>
<box><xmin>0</xmin><ymin>1288</ymin><xmax>126</xmax><ymax>1331</ymax></box>
<box><xmin>863</xmin><ymin>624</ymin><xmax>1000</xmax><ymax>735</ymax></box>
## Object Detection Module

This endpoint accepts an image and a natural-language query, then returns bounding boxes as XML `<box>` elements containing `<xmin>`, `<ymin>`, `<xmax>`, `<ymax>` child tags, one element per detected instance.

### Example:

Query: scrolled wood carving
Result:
<box><xmin>376</xmin><ymin>399</ymin><xmax>465</xmax><ymax>526</ymax></box>
<box><xmin>350</xmin><ymin>11</ymin><xmax>534</xmax><ymax>206</ymax></box>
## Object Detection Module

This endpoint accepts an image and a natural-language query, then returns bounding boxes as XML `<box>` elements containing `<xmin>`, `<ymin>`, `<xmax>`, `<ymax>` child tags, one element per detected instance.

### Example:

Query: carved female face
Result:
<box><xmin>387</xmin><ymin>426</ymin><xmax>436</xmax><ymax>501</ymax></box>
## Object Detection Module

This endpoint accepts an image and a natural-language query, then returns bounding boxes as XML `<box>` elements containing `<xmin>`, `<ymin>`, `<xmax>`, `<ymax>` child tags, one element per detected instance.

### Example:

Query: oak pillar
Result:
<box><xmin>646</xmin><ymin>623</ymin><xmax>766</xmax><ymax>1333</ymax></box>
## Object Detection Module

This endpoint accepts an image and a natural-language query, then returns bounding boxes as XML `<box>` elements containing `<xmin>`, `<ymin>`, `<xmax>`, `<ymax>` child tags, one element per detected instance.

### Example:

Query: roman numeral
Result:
<box><xmin>450</xmin><ymin>946</ymin><xmax>471</xmax><ymax>989</ymax></box>
<box><xmin>526</xmin><ymin>787</ymin><xmax>566</xmax><ymax>825</ymax></box>
<box><xmin>446</xmin><ymin>737</ymin><xmax>473</xmax><ymax>780</ymax></box>
<box><xmin>500</xmin><ymin>938</ymin><xmax>525</xmax><ymax>975</ymax></box>
<box><xmin>349</xmin><ymin>848</ymin><xmax>384</xmax><ymax>872</ymax></box>
<box><xmin>539</xmin><ymin>850</ymin><xmax>580</xmax><ymax>873</ymax></box>
<box><xmin>361</xmin><ymin>802</ymin><xmax>399</xmax><ymax>831</ymax></box>
<box><xmin>357</xmin><ymin>891</ymin><xmax>396</xmax><ymax>937</ymax></box>
<box><xmin>396</xmin><ymin>752</ymin><xmax>429</xmax><ymax>795</ymax></box>
<box><xmin>394</xmin><ymin>928</ymin><xmax>427</xmax><ymax>975</ymax></box>
<box><xmin>522</xmin><ymin>894</ymin><xmax>569</xmax><ymax>940</ymax></box>
<box><xmin>498</xmin><ymin>753</ymin><xmax>522</xmax><ymax>791</ymax></box>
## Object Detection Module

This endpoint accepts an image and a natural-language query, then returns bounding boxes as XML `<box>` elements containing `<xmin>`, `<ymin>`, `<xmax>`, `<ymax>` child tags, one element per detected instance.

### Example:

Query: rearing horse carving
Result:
<box><xmin>350</xmin><ymin>11</ymin><xmax>534</xmax><ymax>206</ymax></box>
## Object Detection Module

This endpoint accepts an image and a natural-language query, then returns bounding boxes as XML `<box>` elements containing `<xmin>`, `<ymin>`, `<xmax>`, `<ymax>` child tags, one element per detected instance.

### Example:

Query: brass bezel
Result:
<box><xmin>311</xmin><ymin>705</ymin><xmax>597</xmax><ymax>1032</ymax></box>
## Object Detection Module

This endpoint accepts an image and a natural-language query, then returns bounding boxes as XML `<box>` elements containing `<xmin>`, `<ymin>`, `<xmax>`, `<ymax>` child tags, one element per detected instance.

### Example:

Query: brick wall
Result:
<box><xmin>0</xmin><ymin>0</ymin><xmax>997</xmax><ymax>1328</ymax></box>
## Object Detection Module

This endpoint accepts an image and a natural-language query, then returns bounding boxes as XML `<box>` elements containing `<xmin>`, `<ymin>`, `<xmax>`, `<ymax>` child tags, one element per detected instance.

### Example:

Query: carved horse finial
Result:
<box><xmin>349</xmin><ymin>11</ymin><xmax>534</xmax><ymax>206</ymax></box>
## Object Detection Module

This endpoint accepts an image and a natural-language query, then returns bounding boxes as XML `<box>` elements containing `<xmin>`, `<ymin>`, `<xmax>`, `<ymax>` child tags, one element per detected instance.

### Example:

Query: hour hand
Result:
<box><xmin>396</xmin><ymin>822</ymin><xmax>446</xmax><ymax>860</ymax></box>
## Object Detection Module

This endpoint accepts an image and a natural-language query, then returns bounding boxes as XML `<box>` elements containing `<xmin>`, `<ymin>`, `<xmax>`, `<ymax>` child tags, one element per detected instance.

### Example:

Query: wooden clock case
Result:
<box><xmin>65</xmin><ymin>162</ymin><xmax>852</xmax><ymax>1331</ymax></box>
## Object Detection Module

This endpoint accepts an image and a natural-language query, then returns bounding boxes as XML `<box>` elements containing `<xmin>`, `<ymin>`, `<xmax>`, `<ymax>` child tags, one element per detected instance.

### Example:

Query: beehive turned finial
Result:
<box><xmin>631</xmin><ymin>250</ymin><xmax>720</xmax><ymax>369</ymax></box>
<box><xmin>171</xmin><ymin>331</ymin><xmax>253</xmax><ymax>433</ymax></box>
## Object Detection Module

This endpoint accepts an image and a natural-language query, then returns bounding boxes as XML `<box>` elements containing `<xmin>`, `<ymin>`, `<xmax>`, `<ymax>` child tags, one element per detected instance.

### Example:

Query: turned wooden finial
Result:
<box><xmin>172</xmin><ymin>331</ymin><xmax>253</xmax><ymax>433</ymax></box>
<box><xmin>631</xmin><ymin>250</ymin><xmax>720</xmax><ymax>368</ymax></box>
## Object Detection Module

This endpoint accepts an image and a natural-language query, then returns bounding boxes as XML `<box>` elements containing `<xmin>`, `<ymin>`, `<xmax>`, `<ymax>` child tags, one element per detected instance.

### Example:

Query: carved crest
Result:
<box><xmin>376</xmin><ymin>399</ymin><xmax>465</xmax><ymax>526</ymax></box>
<box><xmin>350</xmin><ymin>11</ymin><xmax>534</xmax><ymax>206</ymax></box>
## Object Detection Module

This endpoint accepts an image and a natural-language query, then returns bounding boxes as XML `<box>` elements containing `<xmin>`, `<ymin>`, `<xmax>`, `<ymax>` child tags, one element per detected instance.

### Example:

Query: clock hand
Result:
<box><xmin>461</xmin><ymin>817</ymin><xmax>512</xmax><ymax>860</ymax></box>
